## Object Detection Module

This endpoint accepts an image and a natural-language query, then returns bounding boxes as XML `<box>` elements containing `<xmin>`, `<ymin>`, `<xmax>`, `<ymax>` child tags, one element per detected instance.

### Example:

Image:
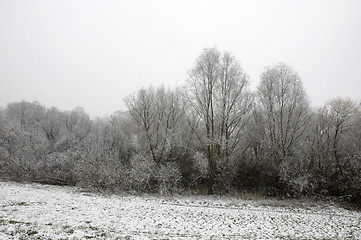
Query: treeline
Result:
<box><xmin>0</xmin><ymin>48</ymin><xmax>360</xmax><ymax>204</ymax></box>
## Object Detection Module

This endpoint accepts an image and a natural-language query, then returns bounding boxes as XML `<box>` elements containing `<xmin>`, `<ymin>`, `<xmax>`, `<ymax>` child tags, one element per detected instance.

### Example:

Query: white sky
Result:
<box><xmin>1</xmin><ymin>0</ymin><xmax>360</xmax><ymax>118</ymax></box>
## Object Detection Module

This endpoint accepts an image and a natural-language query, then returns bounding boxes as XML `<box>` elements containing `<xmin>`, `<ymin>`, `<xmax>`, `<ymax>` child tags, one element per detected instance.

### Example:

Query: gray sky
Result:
<box><xmin>1</xmin><ymin>0</ymin><xmax>360</xmax><ymax>118</ymax></box>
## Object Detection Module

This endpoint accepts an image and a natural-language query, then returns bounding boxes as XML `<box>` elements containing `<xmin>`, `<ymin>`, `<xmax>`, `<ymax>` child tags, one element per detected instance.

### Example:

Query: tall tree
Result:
<box><xmin>125</xmin><ymin>86</ymin><xmax>184</xmax><ymax>164</ymax></box>
<box><xmin>257</xmin><ymin>63</ymin><xmax>310</xmax><ymax>174</ymax></box>
<box><xmin>326</xmin><ymin>97</ymin><xmax>358</xmax><ymax>175</ymax></box>
<box><xmin>187</xmin><ymin>48</ymin><xmax>252</xmax><ymax>194</ymax></box>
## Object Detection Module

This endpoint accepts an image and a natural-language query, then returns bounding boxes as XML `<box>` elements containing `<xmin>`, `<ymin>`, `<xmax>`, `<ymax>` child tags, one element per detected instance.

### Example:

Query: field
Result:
<box><xmin>0</xmin><ymin>181</ymin><xmax>360</xmax><ymax>239</ymax></box>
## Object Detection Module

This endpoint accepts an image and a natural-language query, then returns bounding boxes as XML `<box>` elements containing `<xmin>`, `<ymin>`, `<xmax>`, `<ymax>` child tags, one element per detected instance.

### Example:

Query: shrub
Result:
<box><xmin>156</xmin><ymin>162</ymin><xmax>182</xmax><ymax>194</ymax></box>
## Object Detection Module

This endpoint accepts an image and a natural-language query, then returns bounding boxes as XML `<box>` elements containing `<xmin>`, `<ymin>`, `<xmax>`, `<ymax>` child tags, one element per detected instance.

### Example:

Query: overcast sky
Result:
<box><xmin>1</xmin><ymin>0</ymin><xmax>360</xmax><ymax>118</ymax></box>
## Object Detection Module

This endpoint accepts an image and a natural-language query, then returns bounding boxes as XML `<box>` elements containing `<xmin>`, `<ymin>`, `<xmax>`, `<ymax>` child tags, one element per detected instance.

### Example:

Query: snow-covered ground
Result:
<box><xmin>0</xmin><ymin>181</ymin><xmax>360</xmax><ymax>239</ymax></box>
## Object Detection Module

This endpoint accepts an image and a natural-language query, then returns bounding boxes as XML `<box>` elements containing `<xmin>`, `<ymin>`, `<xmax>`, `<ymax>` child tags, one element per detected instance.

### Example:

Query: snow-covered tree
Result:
<box><xmin>186</xmin><ymin>48</ymin><xmax>252</xmax><ymax>193</ymax></box>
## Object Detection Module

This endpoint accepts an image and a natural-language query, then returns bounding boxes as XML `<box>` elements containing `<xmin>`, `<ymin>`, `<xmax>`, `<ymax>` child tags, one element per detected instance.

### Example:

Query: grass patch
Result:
<box><xmin>89</xmin><ymin>225</ymin><xmax>99</xmax><ymax>231</ymax></box>
<box><xmin>8</xmin><ymin>220</ymin><xmax>21</xmax><ymax>224</ymax></box>
<box><xmin>8</xmin><ymin>201</ymin><xmax>30</xmax><ymax>207</ymax></box>
<box><xmin>26</xmin><ymin>229</ymin><xmax>38</xmax><ymax>235</ymax></box>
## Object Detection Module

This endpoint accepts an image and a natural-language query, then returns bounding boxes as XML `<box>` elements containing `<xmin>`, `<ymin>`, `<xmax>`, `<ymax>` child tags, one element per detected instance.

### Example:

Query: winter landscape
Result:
<box><xmin>2</xmin><ymin>1</ymin><xmax>361</xmax><ymax>239</ymax></box>
<box><xmin>1</xmin><ymin>181</ymin><xmax>360</xmax><ymax>240</ymax></box>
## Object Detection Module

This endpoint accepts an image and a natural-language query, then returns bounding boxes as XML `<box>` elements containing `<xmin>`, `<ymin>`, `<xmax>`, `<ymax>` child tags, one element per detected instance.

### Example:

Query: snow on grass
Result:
<box><xmin>0</xmin><ymin>181</ymin><xmax>360</xmax><ymax>239</ymax></box>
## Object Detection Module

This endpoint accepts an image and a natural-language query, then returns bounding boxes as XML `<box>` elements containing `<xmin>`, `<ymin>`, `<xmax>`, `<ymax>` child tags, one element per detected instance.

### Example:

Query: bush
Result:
<box><xmin>156</xmin><ymin>162</ymin><xmax>182</xmax><ymax>194</ymax></box>
<box><xmin>128</xmin><ymin>154</ymin><xmax>156</xmax><ymax>191</ymax></box>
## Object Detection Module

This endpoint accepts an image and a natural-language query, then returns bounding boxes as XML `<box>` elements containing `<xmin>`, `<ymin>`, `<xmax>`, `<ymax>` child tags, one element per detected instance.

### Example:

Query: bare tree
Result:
<box><xmin>215</xmin><ymin>52</ymin><xmax>253</xmax><ymax>167</ymax></box>
<box><xmin>326</xmin><ymin>97</ymin><xmax>358</xmax><ymax>175</ymax></box>
<box><xmin>186</xmin><ymin>48</ymin><xmax>252</xmax><ymax>193</ymax></box>
<box><xmin>125</xmin><ymin>86</ymin><xmax>184</xmax><ymax>164</ymax></box>
<box><xmin>1</xmin><ymin>101</ymin><xmax>47</xmax><ymax>181</ymax></box>
<box><xmin>306</xmin><ymin>107</ymin><xmax>334</xmax><ymax>176</ymax></box>
<box><xmin>257</xmin><ymin>63</ymin><xmax>310</xmax><ymax>168</ymax></box>
<box><xmin>41</xmin><ymin>107</ymin><xmax>65</xmax><ymax>149</ymax></box>
<box><xmin>6</xmin><ymin>101</ymin><xmax>45</xmax><ymax>130</ymax></box>
<box><xmin>305</xmin><ymin>98</ymin><xmax>360</xmax><ymax>198</ymax></box>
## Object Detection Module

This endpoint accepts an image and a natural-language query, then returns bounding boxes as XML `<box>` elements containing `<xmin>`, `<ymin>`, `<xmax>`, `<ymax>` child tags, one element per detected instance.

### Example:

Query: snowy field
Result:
<box><xmin>0</xmin><ymin>181</ymin><xmax>360</xmax><ymax>239</ymax></box>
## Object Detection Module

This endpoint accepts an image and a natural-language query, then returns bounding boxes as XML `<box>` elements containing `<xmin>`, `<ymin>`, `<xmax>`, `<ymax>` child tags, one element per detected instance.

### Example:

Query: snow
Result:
<box><xmin>0</xmin><ymin>181</ymin><xmax>360</xmax><ymax>239</ymax></box>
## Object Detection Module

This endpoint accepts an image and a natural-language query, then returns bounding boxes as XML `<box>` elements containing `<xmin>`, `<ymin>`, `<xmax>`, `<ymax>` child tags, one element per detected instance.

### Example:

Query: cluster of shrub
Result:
<box><xmin>0</xmin><ymin>48</ymin><xmax>360</xmax><ymax>205</ymax></box>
